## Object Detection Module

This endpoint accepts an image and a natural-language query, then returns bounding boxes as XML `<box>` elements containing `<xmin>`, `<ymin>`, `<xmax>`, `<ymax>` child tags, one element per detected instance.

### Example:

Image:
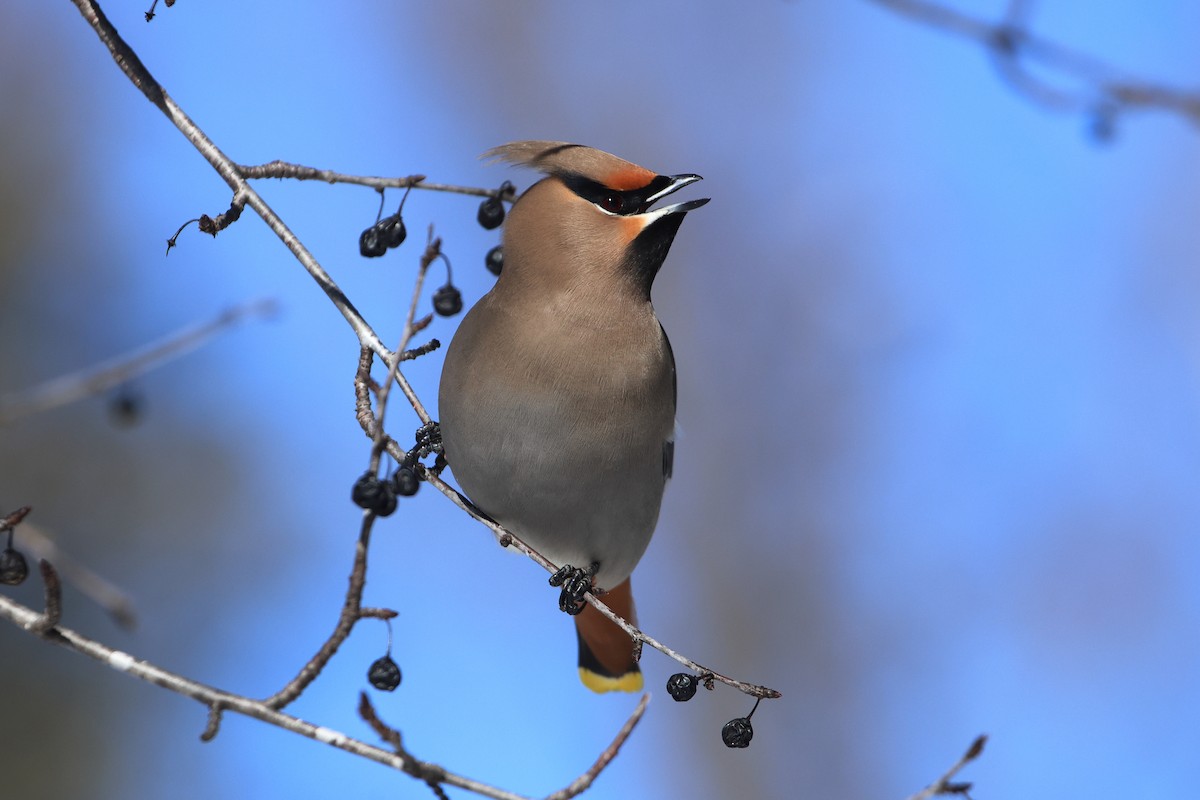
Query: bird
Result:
<box><xmin>438</xmin><ymin>141</ymin><xmax>707</xmax><ymax>693</ymax></box>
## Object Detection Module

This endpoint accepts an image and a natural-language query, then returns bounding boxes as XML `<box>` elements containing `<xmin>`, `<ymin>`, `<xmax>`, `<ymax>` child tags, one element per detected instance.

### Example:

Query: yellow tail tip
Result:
<box><xmin>579</xmin><ymin>667</ymin><xmax>644</xmax><ymax>694</ymax></box>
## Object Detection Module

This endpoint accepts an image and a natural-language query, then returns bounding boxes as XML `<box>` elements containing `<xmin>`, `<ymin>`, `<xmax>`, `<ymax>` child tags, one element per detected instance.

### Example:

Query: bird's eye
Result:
<box><xmin>600</xmin><ymin>194</ymin><xmax>624</xmax><ymax>214</ymax></box>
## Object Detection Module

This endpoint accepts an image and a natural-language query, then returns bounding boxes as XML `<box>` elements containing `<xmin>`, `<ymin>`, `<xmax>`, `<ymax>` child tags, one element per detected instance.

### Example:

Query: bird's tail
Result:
<box><xmin>575</xmin><ymin>577</ymin><xmax>644</xmax><ymax>693</ymax></box>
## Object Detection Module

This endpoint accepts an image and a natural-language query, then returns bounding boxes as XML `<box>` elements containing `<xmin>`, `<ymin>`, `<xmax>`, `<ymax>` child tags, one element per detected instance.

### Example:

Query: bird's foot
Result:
<box><xmin>549</xmin><ymin>561</ymin><xmax>599</xmax><ymax>616</ymax></box>
<box><xmin>410</xmin><ymin>421</ymin><xmax>442</xmax><ymax>460</ymax></box>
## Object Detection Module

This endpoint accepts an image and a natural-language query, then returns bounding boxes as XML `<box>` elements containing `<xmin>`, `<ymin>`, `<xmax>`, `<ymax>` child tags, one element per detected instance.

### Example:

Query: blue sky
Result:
<box><xmin>3</xmin><ymin>2</ymin><xmax>1200</xmax><ymax>798</ymax></box>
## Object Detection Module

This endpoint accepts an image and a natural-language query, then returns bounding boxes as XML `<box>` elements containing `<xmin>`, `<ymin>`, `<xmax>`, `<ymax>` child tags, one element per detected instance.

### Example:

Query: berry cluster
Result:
<box><xmin>359</xmin><ymin>214</ymin><xmax>407</xmax><ymax>258</ymax></box>
<box><xmin>357</xmin><ymin>180</ymin><xmax>514</xmax><ymax>316</ymax></box>
<box><xmin>351</xmin><ymin>464</ymin><xmax>420</xmax><ymax>518</ymax></box>
<box><xmin>666</xmin><ymin>672</ymin><xmax>761</xmax><ymax>749</ymax></box>
<box><xmin>358</xmin><ymin>187</ymin><xmax>411</xmax><ymax>259</ymax></box>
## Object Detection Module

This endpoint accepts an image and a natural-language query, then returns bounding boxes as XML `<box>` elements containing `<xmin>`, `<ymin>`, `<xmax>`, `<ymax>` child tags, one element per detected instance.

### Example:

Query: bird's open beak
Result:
<box><xmin>640</xmin><ymin>174</ymin><xmax>710</xmax><ymax>217</ymax></box>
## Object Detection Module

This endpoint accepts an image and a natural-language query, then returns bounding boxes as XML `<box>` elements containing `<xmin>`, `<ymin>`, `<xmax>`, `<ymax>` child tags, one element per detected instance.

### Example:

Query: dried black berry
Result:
<box><xmin>367</xmin><ymin>654</ymin><xmax>402</xmax><ymax>691</ymax></box>
<box><xmin>0</xmin><ymin>547</ymin><xmax>29</xmax><ymax>586</ymax></box>
<box><xmin>392</xmin><ymin>466</ymin><xmax>419</xmax><ymax>497</ymax></box>
<box><xmin>375</xmin><ymin>486</ymin><xmax>398</xmax><ymax>517</ymax></box>
<box><xmin>477</xmin><ymin>196</ymin><xmax>505</xmax><ymax>230</ymax></box>
<box><xmin>359</xmin><ymin>224</ymin><xmax>387</xmax><ymax>258</ymax></box>
<box><xmin>433</xmin><ymin>285</ymin><xmax>463</xmax><ymax>317</ymax></box>
<box><xmin>666</xmin><ymin>672</ymin><xmax>698</xmax><ymax>702</ymax></box>
<box><xmin>351</xmin><ymin>472</ymin><xmax>386</xmax><ymax>510</ymax></box>
<box><xmin>381</xmin><ymin>214</ymin><xmax>407</xmax><ymax>249</ymax></box>
<box><xmin>485</xmin><ymin>245</ymin><xmax>503</xmax><ymax>276</ymax></box>
<box><xmin>721</xmin><ymin>717</ymin><xmax>753</xmax><ymax>748</ymax></box>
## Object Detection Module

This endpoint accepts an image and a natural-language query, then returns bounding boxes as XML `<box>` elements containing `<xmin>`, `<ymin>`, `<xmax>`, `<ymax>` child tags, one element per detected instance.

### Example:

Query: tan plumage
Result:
<box><xmin>439</xmin><ymin>141</ymin><xmax>707</xmax><ymax>692</ymax></box>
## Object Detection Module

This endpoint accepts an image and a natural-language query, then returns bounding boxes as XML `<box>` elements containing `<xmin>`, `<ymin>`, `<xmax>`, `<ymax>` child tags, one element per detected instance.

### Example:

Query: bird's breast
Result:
<box><xmin>438</xmin><ymin>293</ymin><xmax>675</xmax><ymax>586</ymax></box>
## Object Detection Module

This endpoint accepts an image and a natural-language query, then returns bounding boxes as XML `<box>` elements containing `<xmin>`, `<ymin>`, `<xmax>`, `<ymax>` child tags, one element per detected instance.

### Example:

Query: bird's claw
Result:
<box><xmin>413</xmin><ymin>421</ymin><xmax>442</xmax><ymax>458</ymax></box>
<box><xmin>549</xmin><ymin>562</ymin><xmax>598</xmax><ymax>616</ymax></box>
<box><xmin>402</xmin><ymin>421</ymin><xmax>443</xmax><ymax>471</ymax></box>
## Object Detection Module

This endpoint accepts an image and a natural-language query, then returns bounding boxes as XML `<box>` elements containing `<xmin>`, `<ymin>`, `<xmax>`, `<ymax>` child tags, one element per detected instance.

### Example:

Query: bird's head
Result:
<box><xmin>483</xmin><ymin>141</ymin><xmax>708</xmax><ymax>300</ymax></box>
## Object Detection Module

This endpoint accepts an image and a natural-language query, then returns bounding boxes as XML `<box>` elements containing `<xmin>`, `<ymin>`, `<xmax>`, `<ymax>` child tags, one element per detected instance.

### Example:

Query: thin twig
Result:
<box><xmin>30</xmin><ymin>560</ymin><xmax>64</xmax><ymax>634</ymax></box>
<box><xmin>260</xmin><ymin>513</ymin><xmax>376</xmax><ymax>710</ymax></box>
<box><xmin>543</xmin><ymin>694</ymin><xmax>651</xmax><ymax>800</ymax></box>
<box><xmin>904</xmin><ymin>735</ymin><xmax>988</xmax><ymax>800</ymax></box>
<box><xmin>369</xmin><ymin>235</ymin><xmax>441</xmax><ymax>461</ymax></box>
<box><xmin>2</xmin><ymin>506</ymin><xmax>32</xmax><ymax>531</ymax></box>
<box><xmin>359</xmin><ymin>694</ymin><xmax>452</xmax><ymax>800</ymax></box>
<box><xmin>0</xmin><ymin>299</ymin><xmax>277</xmax><ymax>425</ymax></box>
<box><xmin>264</xmin><ymin>241</ymin><xmax>441</xmax><ymax>709</ymax></box>
<box><xmin>235</xmin><ymin>161</ymin><xmax>513</xmax><ymax>200</ymax></box>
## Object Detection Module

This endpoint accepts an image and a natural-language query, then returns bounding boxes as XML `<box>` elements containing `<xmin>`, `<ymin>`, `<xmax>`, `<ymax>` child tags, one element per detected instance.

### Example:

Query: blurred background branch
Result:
<box><xmin>0</xmin><ymin>299</ymin><xmax>277</xmax><ymax>426</ymax></box>
<box><xmin>868</xmin><ymin>0</ymin><xmax>1200</xmax><ymax>130</ymax></box>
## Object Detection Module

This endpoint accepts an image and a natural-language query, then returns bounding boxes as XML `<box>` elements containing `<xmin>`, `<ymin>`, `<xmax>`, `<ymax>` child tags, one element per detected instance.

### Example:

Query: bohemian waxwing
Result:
<box><xmin>438</xmin><ymin>141</ymin><xmax>708</xmax><ymax>693</ymax></box>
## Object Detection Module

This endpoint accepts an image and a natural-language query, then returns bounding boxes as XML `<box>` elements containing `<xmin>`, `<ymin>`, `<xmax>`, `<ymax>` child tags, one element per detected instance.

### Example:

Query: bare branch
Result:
<box><xmin>389</xmin><ymin>236</ymin><xmax>445</xmax><ymax>427</ymax></box>
<box><xmin>358</xmin><ymin>694</ymin><xmax>453</xmax><ymax>800</ymax></box>
<box><xmin>543</xmin><ymin>694</ymin><xmax>651</xmax><ymax>800</ymax></box>
<box><xmin>235</xmin><ymin>161</ymin><xmax>515</xmax><ymax>200</ymax></box>
<box><xmin>372</xmin><ymin>234</ymin><xmax>442</xmax><ymax>449</ymax></box>
<box><xmin>30</xmin><ymin>560</ymin><xmax>64</xmax><ymax>634</ymax></box>
<box><xmin>2</xmin><ymin>506</ymin><xmax>33</xmax><ymax>531</ymax></box>
<box><xmin>0</xmin><ymin>298</ymin><xmax>277</xmax><ymax>425</ymax></box>
<box><xmin>255</xmin><ymin>240</ymin><xmax>447</xmax><ymax>712</ymax></box>
<box><xmin>260</xmin><ymin>512</ymin><xmax>378</xmax><ymax>710</ymax></box>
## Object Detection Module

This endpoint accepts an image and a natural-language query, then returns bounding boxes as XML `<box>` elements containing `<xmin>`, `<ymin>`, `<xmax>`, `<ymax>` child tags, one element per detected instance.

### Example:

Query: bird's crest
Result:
<box><xmin>483</xmin><ymin>140</ymin><xmax>657</xmax><ymax>191</ymax></box>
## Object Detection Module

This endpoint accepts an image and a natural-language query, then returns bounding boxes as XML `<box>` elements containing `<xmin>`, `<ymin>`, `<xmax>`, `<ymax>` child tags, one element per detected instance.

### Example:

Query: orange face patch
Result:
<box><xmin>602</xmin><ymin>165</ymin><xmax>657</xmax><ymax>191</ymax></box>
<box><xmin>618</xmin><ymin>214</ymin><xmax>648</xmax><ymax>242</ymax></box>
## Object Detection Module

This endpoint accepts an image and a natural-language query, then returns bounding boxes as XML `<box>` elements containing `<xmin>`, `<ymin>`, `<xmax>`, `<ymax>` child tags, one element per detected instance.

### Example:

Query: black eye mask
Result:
<box><xmin>562</xmin><ymin>174</ymin><xmax>677</xmax><ymax>216</ymax></box>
